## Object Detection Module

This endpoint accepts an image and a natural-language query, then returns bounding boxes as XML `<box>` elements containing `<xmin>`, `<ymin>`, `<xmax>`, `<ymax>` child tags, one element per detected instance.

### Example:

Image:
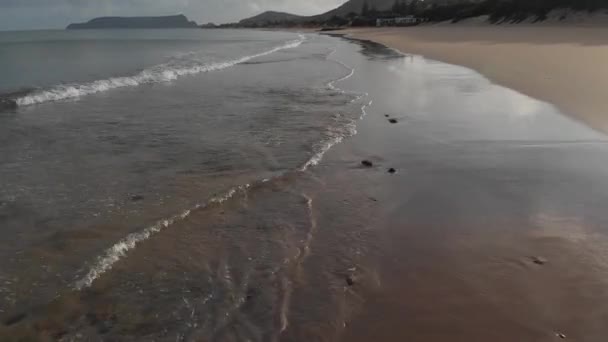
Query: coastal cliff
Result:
<box><xmin>66</xmin><ymin>15</ymin><xmax>198</xmax><ymax>29</ymax></box>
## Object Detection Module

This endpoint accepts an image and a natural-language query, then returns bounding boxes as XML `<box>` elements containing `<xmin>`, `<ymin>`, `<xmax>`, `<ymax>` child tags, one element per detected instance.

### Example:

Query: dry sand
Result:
<box><xmin>342</xmin><ymin>25</ymin><xmax>608</xmax><ymax>133</ymax></box>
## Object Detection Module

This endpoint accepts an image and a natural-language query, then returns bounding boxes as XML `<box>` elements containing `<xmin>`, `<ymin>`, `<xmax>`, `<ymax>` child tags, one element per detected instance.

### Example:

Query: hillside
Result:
<box><xmin>67</xmin><ymin>15</ymin><xmax>199</xmax><ymax>29</ymax></box>
<box><xmin>238</xmin><ymin>0</ymin><xmax>445</xmax><ymax>26</ymax></box>
<box><xmin>238</xmin><ymin>11</ymin><xmax>305</xmax><ymax>27</ymax></box>
<box><xmin>312</xmin><ymin>0</ymin><xmax>396</xmax><ymax>19</ymax></box>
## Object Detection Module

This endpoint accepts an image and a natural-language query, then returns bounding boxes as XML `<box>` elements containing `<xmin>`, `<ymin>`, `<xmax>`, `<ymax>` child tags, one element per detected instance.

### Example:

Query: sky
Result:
<box><xmin>0</xmin><ymin>0</ymin><xmax>348</xmax><ymax>31</ymax></box>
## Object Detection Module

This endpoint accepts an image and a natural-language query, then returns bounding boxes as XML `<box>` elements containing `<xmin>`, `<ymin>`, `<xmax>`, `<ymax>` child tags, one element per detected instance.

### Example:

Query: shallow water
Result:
<box><xmin>2</xmin><ymin>30</ymin><xmax>608</xmax><ymax>341</ymax></box>
<box><xmin>0</xmin><ymin>30</ymin><xmax>366</xmax><ymax>324</ymax></box>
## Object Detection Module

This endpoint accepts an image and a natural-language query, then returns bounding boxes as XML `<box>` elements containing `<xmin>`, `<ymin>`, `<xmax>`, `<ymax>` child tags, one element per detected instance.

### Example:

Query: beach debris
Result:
<box><xmin>130</xmin><ymin>195</ymin><xmax>144</xmax><ymax>202</ymax></box>
<box><xmin>361</xmin><ymin>160</ymin><xmax>373</xmax><ymax>167</ymax></box>
<box><xmin>556</xmin><ymin>332</ymin><xmax>566</xmax><ymax>339</ymax></box>
<box><xmin>531</xmin><ymin>256</ymin><xmax>548</xmax><ymax>265</ymax></box>
<box><xmin>388</xmin><ymin>118</ymin><xmax>398</xmax><ymax>124</ymax></box>
<box><xmin>346</xmin><ymin>276</ymin><xmax>355</xmax><ymax>286</ymax></box>
<box><xmin>388</xmin><ymin>168</ymin><xmax>396</xmax><ymax>174</ymax></box>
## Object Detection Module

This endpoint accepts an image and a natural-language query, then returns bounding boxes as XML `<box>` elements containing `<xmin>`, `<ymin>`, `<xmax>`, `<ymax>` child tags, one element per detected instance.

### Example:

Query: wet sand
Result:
<box><xmin>342</xmin><ymin>25</ymin><xmax>608</xmax><ymax>133</ymax></box>
<box><xmin>322</xmin><ymin>38</ymin><xmax>608</xmax><ymax>341</ymax></box>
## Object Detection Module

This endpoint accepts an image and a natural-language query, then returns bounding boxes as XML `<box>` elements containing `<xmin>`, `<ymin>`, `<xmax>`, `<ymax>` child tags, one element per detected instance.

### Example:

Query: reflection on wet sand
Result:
<box><xmin>335</xmin><ymin>38</ymin><xmax>608</xmax><ymax>342</ymax></box>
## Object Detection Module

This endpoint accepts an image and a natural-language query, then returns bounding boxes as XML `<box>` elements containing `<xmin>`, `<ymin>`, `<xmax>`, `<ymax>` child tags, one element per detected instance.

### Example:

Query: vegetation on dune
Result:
<box><xmin>230</xmin><ymin>0</ymin><xmax>608</xmax><ymax>28</ymax></box>
<box><xmin>386</xmin><ymin>0</ymin><xmax>608</xmax><ymax>24</ymax></box>
<box><xmin>420</xmin><ymin>0</ymin><xmax>608</xmax><ymax>23</ymax></box>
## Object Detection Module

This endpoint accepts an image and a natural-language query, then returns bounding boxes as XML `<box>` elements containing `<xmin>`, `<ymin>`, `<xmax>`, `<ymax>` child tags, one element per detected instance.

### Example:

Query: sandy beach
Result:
<box><xmin>322</xmin><ymin>27</ymin><xmax>608</xmax><ymax>342</ymax></box>
<box><xmin>342</xmin><ymin>25</ymin><xmax>608</xmax><ymax>133</ymax></box>
<box><xmin>283</xmin><ymin>30</ymin><xmax>608</xmax><ymax>342</ymax></box>
<box><xmin>3</xmin><ymin>27</ymin><xmax>608</xmax><ymax>341</ymax></box>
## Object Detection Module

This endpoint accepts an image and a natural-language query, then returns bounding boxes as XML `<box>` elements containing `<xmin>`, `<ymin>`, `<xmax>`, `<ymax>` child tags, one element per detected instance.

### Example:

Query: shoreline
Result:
<box><xmin>3</xmin><ymin>29</ymin><xmax>608</xmax><ymax>341</ymax></box>
<box><xmin>339</xmin><ymin>25</ymin><xmax>608</xmax><ymax>134</ymax></box>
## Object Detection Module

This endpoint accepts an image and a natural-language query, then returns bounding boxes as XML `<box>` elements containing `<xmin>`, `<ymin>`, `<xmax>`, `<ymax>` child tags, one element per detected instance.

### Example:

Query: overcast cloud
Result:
<box><xmin>0</xmin><ymin>0</ymin><xmax>347</xmax><ymax>31</ymax></box>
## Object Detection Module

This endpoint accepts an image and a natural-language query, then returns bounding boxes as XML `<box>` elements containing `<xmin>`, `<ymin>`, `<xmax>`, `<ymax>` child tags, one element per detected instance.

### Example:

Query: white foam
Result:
<box><xmin>360</xmin><ymin>99</ymin><xmax>372</xmax><ymax>119</ymax></box>
<box><xmin>298</xmin><ymin>48</ymin><xmax>373</xmax><ymax>171</ymax></box>
<box><xmin>327</xmin><ymin>68</ymin><xmax>354</xmax><ymax>92</ymax></box>
<box><xmin>17</xmin><ymin>36</ymin><xmax>305</xmax><ymax>106</ymax></box>
<box><xmin>326</xmin><ymin>48</ymin><xmax>360</xmax><ymax>94</ymax></box>
<box><xmin>73</xmin><ymin>184</ymin><xmax>250</xmax><ymax>290</ymax></box>
<box><xmin>301</xmin><ymin>52</ymin><xmax>372</xmax><ymax>172</ymax></box>
<box><xmin>300</xmin><ymin>119</ymin><xmax>358</xmax><ymax>171</ymax></box>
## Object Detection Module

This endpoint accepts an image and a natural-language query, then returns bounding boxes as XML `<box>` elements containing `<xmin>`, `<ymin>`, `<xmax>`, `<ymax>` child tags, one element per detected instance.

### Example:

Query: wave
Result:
<box><xmin>300</xmin><ymin>117</ymin><xmax>358</xmax><ymax>171</ymax></box>
<box><xmin>15</xmin><ymin>35</ymin><xmax>305</xmax><ymax>107</ymax></box>
<box><xmin>73</xmin><ymin>37</ymin><xmax>368</xmax><ymax>290</ymax></box>
<box><xmin>73</xmin><ymin>183</ymin><xmax>250</xmax><ymax>290</ymax></box>
<box><xmin>299</xmin><ymin>49</ymin><xmax>371</xmax><ymax>171</ymax></box>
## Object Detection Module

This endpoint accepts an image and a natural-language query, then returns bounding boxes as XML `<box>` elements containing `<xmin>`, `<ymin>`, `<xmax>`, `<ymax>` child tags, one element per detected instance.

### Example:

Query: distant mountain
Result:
<box><xmin>67</xmin><ymin>15</ymin><xmax>198</xmax><ymax>29</ymax></box>
<box><xmin>238</xmin><ymin>11</ymin><xmax>305</xmax><ymax>27</ymax></box>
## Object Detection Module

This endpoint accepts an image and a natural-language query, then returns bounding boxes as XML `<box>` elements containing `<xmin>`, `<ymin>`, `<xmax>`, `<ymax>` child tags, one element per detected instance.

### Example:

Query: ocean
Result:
<box><xmin>3</xmin><ymin>28</ymin><xmax>608</xmax><ymax>341</ymax></box>
<box><xmin>0</xmin><ymin>29</ymin><xmax>373</xmax><ymax>340</ymax></box>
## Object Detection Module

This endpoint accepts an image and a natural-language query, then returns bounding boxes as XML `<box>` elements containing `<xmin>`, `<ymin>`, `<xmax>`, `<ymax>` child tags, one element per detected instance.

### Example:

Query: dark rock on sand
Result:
<box><xmin>388</xmin><ymin>118</ymin><xmax>398</xmax><ymax>124</ymax></box>
<box><xmin>384</xmin><ymin>114</ymin><xmax>390</xmax><ymax>117</ymax></box>
<box><xmin>3</xmin><ymin>312</ymin><xmax>27</xmax><ymax>326</ymax></box>
<box><xmin>346</xmin><ymin>276</ymin><xmax>355</xmax><ymax>286</ymax></box>
<box><xmin>246</xmin><ymin>287</ymin><xmax>257</xmax><ymax>301</ymax></box>
<box><xmin>0</xmin><ymin>98</ymin><xmax>18</xmax><ymax>111</ymax></box>
<box><xmin>361</xmin><ymin>160</ymin><xmax>373</xmax><ymax>167</ymax></box>
<box><xmin>388</xmin><ymin>168</ymin><xmax>396</xmax><ymax>174</ymax></box>
<box><xmin>532</xmin><ymin>256</ymin><xmax>548</xmax><ymax>265</ymax></box>
<box><xmin>130</xmin><ymin>195</ymin><xmax>144</xmax><ymax>202</ymax></box>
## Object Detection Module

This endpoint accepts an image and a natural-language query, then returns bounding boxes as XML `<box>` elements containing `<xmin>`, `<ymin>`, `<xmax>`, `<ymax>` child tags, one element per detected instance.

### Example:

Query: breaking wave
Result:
<box><xmin>72</xmin><ymin>37</ymin><xmax>369</xmax><ymax>290</ymax></box>
<box><xmin>16</xmin><ymin>35</ymin><xmax>305</xmax><ymax>106</ymax></box>
<box><xmin>74</xmin><ymin>184</ymin><xmax>251</xmax><ymax>290</ymax></box>
<box><xmin>300</xmin><ymin>49</ymin><xmax>371</xmax><ymax>171</ymax></box>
